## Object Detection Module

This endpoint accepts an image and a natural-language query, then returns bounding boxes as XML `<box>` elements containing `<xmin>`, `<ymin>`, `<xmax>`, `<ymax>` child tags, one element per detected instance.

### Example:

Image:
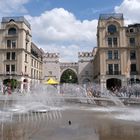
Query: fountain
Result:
<box><xmin>0</xmin><ymin>84</ymin><xmax>62</xmax><ymax>140</ymax></box>
<box><xmin>0</xmin><ymin>83</ymin><xmax>140</xmax><ymax>140</ymax></box>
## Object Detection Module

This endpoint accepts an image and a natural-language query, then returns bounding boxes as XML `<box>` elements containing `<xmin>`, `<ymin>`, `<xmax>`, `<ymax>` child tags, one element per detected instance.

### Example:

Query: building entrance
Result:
<box><xmin>60</xmin><ymin>69</ymin><xmax>78</xmax><ymax>83</ymax></box>
<box><xmin>106</xmin><ymin>78</ymin><xmax>121</xmax><ymax>91</ymax></box>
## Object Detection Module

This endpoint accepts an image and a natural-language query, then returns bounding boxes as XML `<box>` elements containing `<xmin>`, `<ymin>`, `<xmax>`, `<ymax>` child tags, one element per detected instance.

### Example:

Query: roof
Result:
<box><xmin>31</xmin><ymin>42</ymin><xmax>43</xmax><ymax>57</ymax></box>
<box><xmin>128</xmin><ymin>23</ymin><xmax>140</xmax><ymax>28</ymax></box>
<box><xmin>2</xmin><ymin>16</ymin><xmax>31</xmax><ymax>29</ymax></box>
<box><xmin>99</xmin><ymin>13</ymin><xmax>123</xmax><ymax>20</ymax></box>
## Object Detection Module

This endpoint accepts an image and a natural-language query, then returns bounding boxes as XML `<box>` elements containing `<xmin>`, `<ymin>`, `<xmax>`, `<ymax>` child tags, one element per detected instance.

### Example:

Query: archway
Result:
<box><xmin>106</xmin><ymin>78</ymin><xmax>121</xmax><ymax>91</ymax></box>
<box><xmin>60</xmin><ymin>69</ymin><xmax>78</xmax><ymax>83</ymax></box>
<box><xmin>82</xmin><ymin>78</ymin><xmax>91</xmax><ymax>84</ymax></box>
<box><xmin>3</xmin><ymin>79</ymin><xmax>18</xmax><ymax>89</ymax></box>
<box><xmin>129</xmin><ymin>78</ymin><xmax>140</xmax><ymax>84</ymax></box>
<box><xmin>23</xmin><ymin>79</ymin><xmax>28</xmax><ymax>90</ymax></box>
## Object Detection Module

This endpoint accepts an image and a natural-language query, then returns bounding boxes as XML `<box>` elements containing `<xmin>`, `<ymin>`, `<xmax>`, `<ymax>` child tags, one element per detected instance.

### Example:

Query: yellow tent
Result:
<box><xmin>43</xmin><ymin>78</ymin><xmax>59</xmax><ymax>85</ymax></box>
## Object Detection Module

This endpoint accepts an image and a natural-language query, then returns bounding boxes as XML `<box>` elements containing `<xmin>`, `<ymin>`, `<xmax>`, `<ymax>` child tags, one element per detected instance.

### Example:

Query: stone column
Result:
<box><xmin>100</xmin><ymin>76</ymin><xmax>106</xmax><ymax>93</ymax></box>
<box><xmin>20</xmin><ymin>82</ymin><xmax>23</xmax><ymax>92</ymax></box>
<box><xmin>27</xmin><ymin>81</ymin><xmax>30</xmax><ymax>92</ymax></box>
<box><xmin>122</xmin><ymin>77</ymin><xmax>127</xmax><ymax>87</ymax></box>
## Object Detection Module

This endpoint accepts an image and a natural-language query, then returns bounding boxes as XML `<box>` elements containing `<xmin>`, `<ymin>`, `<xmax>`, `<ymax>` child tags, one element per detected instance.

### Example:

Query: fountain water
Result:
<box><xmin>0</xmin><ymin>83</ymin><xmax>140</xmax><ymax>140</ymax></box>
<box><xmin>0</xmin><ymin>84</ymin><xmax>62</xmax><ymax>140</ymax></box>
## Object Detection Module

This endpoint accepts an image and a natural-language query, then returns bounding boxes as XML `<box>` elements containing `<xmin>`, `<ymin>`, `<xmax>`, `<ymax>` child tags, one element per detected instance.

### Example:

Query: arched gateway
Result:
<box><xmin>60</xmin><ymin>63</ymin><xmax>78</xmax><ymax>83</ymax></box>
<box><xmin>3</xmin><ymin>79</ymin><xmax>18</xmax><ymax>89</ymax></box>
<box><xmin>106</xmin><ymin>78</ymin><xmax>121</xmax><ymax>90</ymax></box>
<box><xmin>60</xmin><ymin>69</ymin><xmax>78</xmax><ymax>83</ymax></box>
<box><xmin>43</xmin><ymin>52</ymin><xmax>94</xmax><ymax>84</ymax></box>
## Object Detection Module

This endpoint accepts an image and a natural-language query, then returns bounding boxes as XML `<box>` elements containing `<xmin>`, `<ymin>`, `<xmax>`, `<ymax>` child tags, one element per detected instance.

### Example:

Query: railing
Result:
<box><xmin>105</xmin><ymin>32</ymin><xmax>119</xmax><ymax>36</ymax></box>
<box><xmin>5</xmin><ymin>72</ymin><xmax>17</xmax><ymax>75</ymax></box>
<box><xmin>130</xmin><ymin>71</ymin><xmax>138</xmax><ymax>75</ymax></box>
<box><xmin>106</xmin><ymin>71</ymin><xmax>121</xmax><ymax>75</ymax></box>
<box><xmin>5</xmin><ymin>34</ymin><xmax>18</xmax><ymax>38</ymax></box>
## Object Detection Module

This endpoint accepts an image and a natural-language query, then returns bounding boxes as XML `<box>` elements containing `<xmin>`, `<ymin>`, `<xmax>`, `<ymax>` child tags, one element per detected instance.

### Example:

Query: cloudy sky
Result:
<box><xmin>0</xmin><ymin>0</ymin><xmax>140</xmax><ymax>61</ymax></box>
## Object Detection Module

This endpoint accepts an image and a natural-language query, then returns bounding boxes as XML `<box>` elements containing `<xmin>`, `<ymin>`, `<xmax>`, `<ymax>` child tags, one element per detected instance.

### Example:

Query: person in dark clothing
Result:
<box><xmin>68</xmin><ymin>120</ymin><xmax>71</xmax><ymax>125</ymax></box>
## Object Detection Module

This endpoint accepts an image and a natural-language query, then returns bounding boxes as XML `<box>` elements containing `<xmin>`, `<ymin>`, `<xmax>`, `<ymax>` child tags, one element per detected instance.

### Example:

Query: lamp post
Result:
<box><xmin>134</xmin><ymin>75</ymin><xmax>136</xmax><ymax>84</ymax></box>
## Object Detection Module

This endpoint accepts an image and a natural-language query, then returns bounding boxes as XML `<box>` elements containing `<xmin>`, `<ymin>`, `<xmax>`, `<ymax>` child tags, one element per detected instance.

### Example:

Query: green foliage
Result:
<box><xmin>3</xmin><ymin>79</ymin><xmax>18</xmax><ymax>89</ymax></box>
<box><xmin>60</xmin><ymin>69</ymin><xmax>78</xmax><ymax>83</ymax></box>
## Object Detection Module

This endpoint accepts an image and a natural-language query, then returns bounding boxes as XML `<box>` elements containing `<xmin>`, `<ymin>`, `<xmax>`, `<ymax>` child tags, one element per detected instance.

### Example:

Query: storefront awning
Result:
<box><xmin>43</xmin><ymin>78</ymin><xmax>59</xmax><ymax>85</ymax></box>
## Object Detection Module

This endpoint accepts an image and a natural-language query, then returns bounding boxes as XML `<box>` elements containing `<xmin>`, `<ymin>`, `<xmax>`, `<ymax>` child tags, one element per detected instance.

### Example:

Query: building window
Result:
<box><xmin>131</xmin><ymin>64</ymin><xmax>136</xmax><ymax>73</ymax></box>
<box><xmin>6</xmin><ymin>52</ymin><xmax>10</xmax><ymax>60</ymax></box>
<box><xmin>34</xmin><ymin>61</ymin><xmax>36</xmax><ymax>67</ymax></box>
<box><xmin>26</xmin><ymin>42</ymin><xmax>28</xmax><ymax>50</ymax></box>
<box><xmin>25</xmin><ymin>66</ymin><xmax>27</xmax><ymax>73</ymax></box>
<box><xmin>114</xmin><ymin>64</ymin><xmax>119</xmax><ymax>74</ymax></box>
<box><xmin>108</xmin><ymin>37</ymin><xmax>118</xmax><ymax>47</ymax></box>
<box><xmin>34</xmin><ymin>69</ymin><xmax>36</xmax><ymax>78</ymax></box>
<box><xmin>108</xmin><ymin>51</ymin><xmax>112</xmax><ymax>59</ymax></box>
<box><xmin>130</xmin><ymin>28</ymin><xmax>134</xmax><ymax>33</ymax></box>
<box><xmin>6</xmin><ymin>65</ymin><xmax>10</xmax><ymax>72</ymax></box>
<box><xmin>108</xmin><ymin>64</ymin><xmax>113</xmax><ymax>74</ymax></box>
<box><xmin>6</xmin><ymin>52</ymin><xmax>16</xmax><ymax>60</ymax></box>
<box><xmin>31</xmin><ymin>59</ymin><xmax>33</xmax><ymax>66</ymax></box>
<box><xmin>108</xmin><ymin>64</ymin><xmax>119</xmax><ymax>75</ymax></box>
<box><xmin>12</xmin><ymin>52</ymin><xmax>16</xmax><ymax>60</ymax></box>
<box><xmin>25</xmin><ymin>54</ymin><xmax>27</xmax><ymax>62</ymax></box>
<box><xmin>31</xmin><ymin>68</ymin><xmax>33</xmax><ymax>78</ymax></box>
<box><xmin>130</xmin><ymin>50</ymin><xmax>136</xmax><ymax>60</ymax></box>
<box><xmin>8</xmin><ymin>27</ymin><xmax>16</xmax><ymax>35</ymax></box>
<box><xmin>108</xmin><ymin>38</ymin><xmax>112</xmax><ymax>47</ymax></box>
<box><xmin>37</xmin><ymin>71</ymin><xmax>38</xmax><ymax>79</ymax></box>
<box><xmin>108</xmin><ymin>24</ymin><xmax>117</xmax><ymax>34</ymax></box>
<box><xmin>113</xmin><ymin>37</ymin><xmax>117</xmax><ymax>46</ymax></box>
<box><xmin>108</xmin><ymin>50</ymin><xmax>119</xmax><ymax>60</ymax></box>
<box><xmin>7</xmin><ymin>40</ymin><xmax>16</xmax><ymax>48</ymax></box>
<box><xmin>129</xmin><ymin>38</ymin><xmax>135</xmax><ymax>46</ymax></box>
<box><xmin>114</xmin><ymin>50</ymin><xmax>119</xmax><ymax>59</ymax></box>
<box><xmin>12</xmin><ymin>40</ymin><xmax>16</xmax><ymax>48</ymax></box>
<box><xmin>37</xmin><ymin>62</ymin><xmax>38</xmax><ymax>68</ymax></box>
<box><xmin>7</xmin><ymin>40</ymin><xmax>11</xmax><ymax>48</ymax></box>
<box><xmin>11</xmin><ymin>65</ymin><xmax>15</xmax><ymax>72</ymax></box>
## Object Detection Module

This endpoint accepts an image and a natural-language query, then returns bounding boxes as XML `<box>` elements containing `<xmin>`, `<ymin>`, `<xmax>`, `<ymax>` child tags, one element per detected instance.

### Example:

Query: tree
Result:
<box><xmin>60</xmin><ymin>69</ymin><xmax>78</xmax><ymax>83</ymax></box>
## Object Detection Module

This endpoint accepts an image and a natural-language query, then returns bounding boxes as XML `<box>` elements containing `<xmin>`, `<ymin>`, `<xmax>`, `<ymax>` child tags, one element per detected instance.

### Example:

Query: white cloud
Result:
<box><xmin>115</xmin><ymin>0</ymin><xmax>140</xmax><ymax>24</ymax></box>
<box><xmin>0</xmin><ymin>0</ymin><xmax>30</xmax><ymax>17</ymax></box>
<box><xmin>25</xmin><ymin>8</ymin><xmax>98</xmax><ymax>62</ymax></box>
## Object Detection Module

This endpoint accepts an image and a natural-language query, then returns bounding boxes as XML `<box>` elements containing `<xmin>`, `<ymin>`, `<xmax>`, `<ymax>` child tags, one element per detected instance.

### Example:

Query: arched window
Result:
<box><xmin>8</xmin><ymin>27</ymin><xmax>16</xmax><ymax>35</ymax></box>
<box><xmin>108</xmin><ymin>24</ymin><xmax>117</xmax><ymax>34</ymax></box>
<box><xmin>9</xmin><ymin>19</ymin><xmax>15</xmax><ymax>22</ymax></box>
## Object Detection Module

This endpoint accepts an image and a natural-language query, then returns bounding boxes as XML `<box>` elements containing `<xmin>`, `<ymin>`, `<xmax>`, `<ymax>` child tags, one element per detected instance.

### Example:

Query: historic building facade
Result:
<box><xmin>43</xmin><ymin>52</ymin><xmax>60</xmax><ymax>82</ymax></box>
<box><xmin>43</xmin><ymin>52</ymin><xmax>94</xmax><ymax>84</ymax></box>
<box><xmin>78</xmin><ymin>52</ymin><xmax>94</xmax><ymax>84</ymax></box>
<box><xmin>0</xmin><ymin>17</ymin><xmax>43</xmax><ymax>92</ymax></box>
<box><xmin>1</xmin><ymin>14</ymin><xmax>140</xmax><ymax>92</ymax></box>
<box><xmin>93</xmin><ymin>13</ymin><xmax>140</xmax><ymax>90</ymax></box>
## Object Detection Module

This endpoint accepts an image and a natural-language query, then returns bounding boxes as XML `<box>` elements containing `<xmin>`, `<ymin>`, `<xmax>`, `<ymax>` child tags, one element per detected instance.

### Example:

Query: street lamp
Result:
<box><xmin>134</xmin><ymin>75</ymin><xmax>136</xmax><ymax>84</ymax></box>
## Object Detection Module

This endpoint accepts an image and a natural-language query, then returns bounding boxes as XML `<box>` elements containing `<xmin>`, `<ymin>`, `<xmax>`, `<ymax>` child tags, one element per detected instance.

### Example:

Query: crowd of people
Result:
<box><xmin>86</xmin><ymin>83</ymin><xmax>140</xmax><ymax>98</ymax></box>
<box><xmin>2</xmin><ymin>84</ymin><xmax>12</xmax><ymax>95</ymax></box>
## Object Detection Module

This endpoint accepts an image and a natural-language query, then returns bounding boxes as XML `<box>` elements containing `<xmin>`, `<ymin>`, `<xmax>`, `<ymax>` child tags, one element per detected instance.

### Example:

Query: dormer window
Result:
<box><xmin>108</xmin><ymin>24</ymin><xmax>117</xmax><ymax>34</ymax></box>
<box><xmin>9</xmin><ymin>19</ymin><xmax>15</xmax><ymax>22</ymax></box>
<box><xmin>130</xmin><ymin>28</ymin><xmax>134</xmax><ymax>33</ymax></box>
<box><xmin>8</xmin><ymin>27</ymin><xmax>16</xmax><ymax>35</ymax></box>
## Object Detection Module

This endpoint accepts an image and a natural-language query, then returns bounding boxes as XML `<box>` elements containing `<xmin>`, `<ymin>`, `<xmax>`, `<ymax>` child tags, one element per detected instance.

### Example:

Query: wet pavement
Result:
<box><xmin>1</xmin><ymin>104</ymin><xmax>140</xmax><ymax>140</ymax></box>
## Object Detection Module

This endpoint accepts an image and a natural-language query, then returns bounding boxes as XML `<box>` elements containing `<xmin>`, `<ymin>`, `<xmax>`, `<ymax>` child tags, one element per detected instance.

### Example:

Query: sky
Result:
<box><xmin>0</xmin><ymin>0</ymin><xmax>140</xmax><ymax>62</ymax></box>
